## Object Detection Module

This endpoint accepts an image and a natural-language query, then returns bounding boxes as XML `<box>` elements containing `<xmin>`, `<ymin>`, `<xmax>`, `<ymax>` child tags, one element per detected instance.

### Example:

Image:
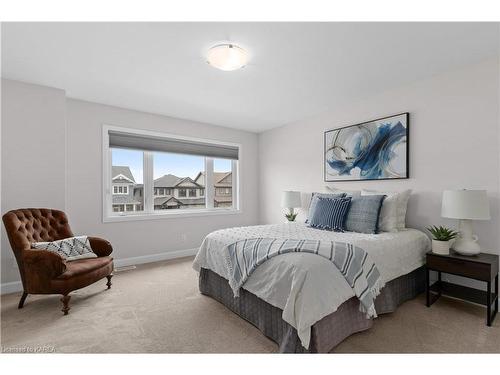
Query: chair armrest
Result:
<box><xmin>23</xmin><ymin>249</ymin><xmax>67</xmax><ymax>279</ymax></box>
<box><xmin>88</xmin><ymin>237</ymin><xmax>113</xmax><ymax>257</ymax></box>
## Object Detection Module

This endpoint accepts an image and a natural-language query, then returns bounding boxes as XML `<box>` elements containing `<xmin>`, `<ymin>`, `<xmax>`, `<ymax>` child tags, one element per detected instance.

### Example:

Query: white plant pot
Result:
<box><xmin>432</xmin><ymin>239</ymin><xmax>450</xmax><ymax>255</ymax></box>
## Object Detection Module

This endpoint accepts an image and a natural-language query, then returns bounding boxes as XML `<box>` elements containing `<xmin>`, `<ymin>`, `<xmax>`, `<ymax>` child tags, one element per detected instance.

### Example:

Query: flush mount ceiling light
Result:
<box><xmin>206</xmin><ymin>43</ymin><xmax>248</xmax><ymax>71</ymax></box>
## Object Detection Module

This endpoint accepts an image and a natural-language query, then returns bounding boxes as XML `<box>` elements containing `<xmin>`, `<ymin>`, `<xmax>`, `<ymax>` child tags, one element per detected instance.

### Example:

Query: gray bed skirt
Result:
<box><xmin>199</xmin><ymin>266</ymin><xmax>425</xmax><ymax>353</ymax></box>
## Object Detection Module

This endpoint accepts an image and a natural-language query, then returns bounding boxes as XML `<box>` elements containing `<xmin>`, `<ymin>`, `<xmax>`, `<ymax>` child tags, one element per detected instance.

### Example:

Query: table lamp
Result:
<box><xmin>441</xmin><ymin>190</ymin><xmax>490</xmax><ymax>255</ymax></box>
<box><xmin>281</xmin><ymin>191</ymin><xmax>301</xmax><ymax>222</ymax></box>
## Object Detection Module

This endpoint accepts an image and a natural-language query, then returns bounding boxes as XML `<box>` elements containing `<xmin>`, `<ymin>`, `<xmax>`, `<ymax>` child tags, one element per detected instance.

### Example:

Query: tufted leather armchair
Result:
<box><xmin>2</xmin><ymin>208</ymin><xmax>114</xmax><ymax>315</ymax></box>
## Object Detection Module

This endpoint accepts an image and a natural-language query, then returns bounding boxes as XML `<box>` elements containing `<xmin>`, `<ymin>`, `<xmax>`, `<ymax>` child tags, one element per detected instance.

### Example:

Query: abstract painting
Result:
<box><xmin>324</xmin><ymin>113</ymin><xmax>409</xmax><ymax>181</ymax></box>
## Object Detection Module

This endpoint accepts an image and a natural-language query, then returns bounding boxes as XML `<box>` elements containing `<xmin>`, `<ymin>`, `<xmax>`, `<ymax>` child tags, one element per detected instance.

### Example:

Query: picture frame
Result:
<box><xmin>324</xmin><ymin>112</ymin><xmax>409</xmax><ymax>182</ymax></box>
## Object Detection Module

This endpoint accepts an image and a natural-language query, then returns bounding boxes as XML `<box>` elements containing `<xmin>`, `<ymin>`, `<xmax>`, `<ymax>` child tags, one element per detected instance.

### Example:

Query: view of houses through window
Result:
<box><xmin>111</xmin><ymin>149</ymin><xmax>144</xmax><ymax>213</ymax></box>
<box><xmin>213</xmin><ymin>158</ymin><xmax>233</xmax><ymax>208</ymax></box>
<box><xmin>152</xmin><ymin>151</ymin><xmax>206</xmax><ymax>210</ymax></box>
<box><xmin>111</xmin><ymin>149</ymin><xmax>233</xmax><ymax>213</ymax></box>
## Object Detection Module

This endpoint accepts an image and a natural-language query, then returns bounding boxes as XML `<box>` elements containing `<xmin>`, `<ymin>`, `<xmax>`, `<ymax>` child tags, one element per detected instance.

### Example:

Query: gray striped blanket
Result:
<box><xmin>224</xmin><ymin>238</ymin><xmax>384</xmax><ymax>318</ymax></box>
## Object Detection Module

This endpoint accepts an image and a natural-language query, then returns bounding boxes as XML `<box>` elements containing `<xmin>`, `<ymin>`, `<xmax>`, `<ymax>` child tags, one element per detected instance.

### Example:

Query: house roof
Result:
<box><xmin>112</xmin><ymin>166</ymin><xmax>136</xmax><ymax>183</ymax></box>
<box><xmin>215</xmin><ymin>172</ymin><xmax>231</xmax><ymax>183</ymax></box>
<box><xmin>112</xmin><ymin>195</ymin><xmax>142</xmax><ymax>205</ymax></box>
<box><xmin>154</xmin><ymin>174</ymin><xmax>181</xmax><ymax>187</ymax></box>
<box><xmin>154</xmin><ymin>196</ymin><xmax>182</xmax><ymax>206</ymax></box>
<box><xmin>178</xmin><ymin>198</ymin><xmax>206</xmax><ymax>205</ymax></box>
<box><xmin>154</xmin><ymin>174</ymin><xmax>201</xmax><ymax>188</ymax></box>
<box><xmin>214</xmin><ymin>196</ymin><xmax>233</xmax><ymax>203</ymax></box>
<box><xmin>194</xmin><ymin>171</ymin><xmax>231</xmax><ymax>187</ymax></box>
<box><xmin>154</xmin><ymin>196</ymin><xmax>205</xmax><ymax>206</ymax></box>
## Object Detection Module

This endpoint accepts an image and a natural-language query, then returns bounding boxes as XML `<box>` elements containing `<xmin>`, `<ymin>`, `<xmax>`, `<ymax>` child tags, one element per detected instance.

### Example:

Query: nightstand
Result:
<box><xmin>426</xmin><ymin>251</ymin><xmax>499</xmax><ymax>326</ymax></box>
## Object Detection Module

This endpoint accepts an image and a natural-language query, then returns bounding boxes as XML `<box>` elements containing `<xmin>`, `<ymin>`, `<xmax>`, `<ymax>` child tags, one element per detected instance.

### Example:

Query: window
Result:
<box><xmin>154</xmin><ymin>187</ymin><xmax>169</xmax><ymax>196</ymax></box>
<box><xmin>153</xmin><ymin>151</ymin><xmax>204</xmax><ymax>210</ymax></box>
<box><xmin>110</xmin><ymin>148</ymin><xmax>144</xmax><ymax>214</ymax></box>
<box><xmin>113</xmin><ymin>185</ymin><xmax>129</xmax><ymax>194</ymax></box>
<box><xmin>104</xmin><ymin>126</ymin><xmax>240</xmax><ymax>220</ymax></box>
<box><xmin>113</xmin><ymin>204</ymin><xmax>125</xmax><ymax>212</ymax></box>
<box><xmin>213</xmin><ymin>158</ymin><xmax>234</xmax><ymax>208</ymax></box>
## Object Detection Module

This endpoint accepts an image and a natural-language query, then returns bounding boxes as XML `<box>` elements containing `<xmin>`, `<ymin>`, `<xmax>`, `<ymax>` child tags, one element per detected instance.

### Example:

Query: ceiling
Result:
<box><xmin>2</xmin><ymin>22</ymin><xmax>499</xmax><ymax>132</ymax></box>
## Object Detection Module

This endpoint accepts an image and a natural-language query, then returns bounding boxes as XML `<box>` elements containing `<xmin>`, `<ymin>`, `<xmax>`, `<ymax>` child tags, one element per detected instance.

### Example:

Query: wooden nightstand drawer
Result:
<box><xmin>426</xmin><ymin>253</ymin><xmax>491</xmax><ymax>281</ymax></box>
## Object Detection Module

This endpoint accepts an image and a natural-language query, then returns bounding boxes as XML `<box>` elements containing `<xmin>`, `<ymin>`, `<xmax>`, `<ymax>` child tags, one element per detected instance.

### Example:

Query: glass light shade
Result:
<box><xmin>206</xmin><ymin>44</ymin><xmax>248</xmax><ymax>71</ymax></box>
<box><xmin>281</xmin><ymin>191</ymin><xmax>302</xmax><ymax>208</ymax></box>
<box><xmin>441</xmin><ymin>190</ymin><xmax>490</xmax><ymax>220</ymax></box>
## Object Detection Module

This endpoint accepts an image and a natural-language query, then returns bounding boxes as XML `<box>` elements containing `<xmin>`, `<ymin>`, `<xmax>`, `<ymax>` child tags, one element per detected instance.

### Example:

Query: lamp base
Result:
<box><xmin>451</xmin><ymin>219</ymin><xmax>481</xmax><ymax>256</ymax></box>
<box><xmin>451</xmin><ymin>238</ymin><xmax>480</xmax><ymax>256</ymax></box>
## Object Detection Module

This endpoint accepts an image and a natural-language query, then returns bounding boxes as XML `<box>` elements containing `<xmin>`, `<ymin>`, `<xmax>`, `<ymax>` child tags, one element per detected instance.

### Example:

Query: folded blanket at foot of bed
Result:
<box><xmin>224</xmin><ymin>238</ymin><xmax>384</xmax><ymax>318</ymax></box>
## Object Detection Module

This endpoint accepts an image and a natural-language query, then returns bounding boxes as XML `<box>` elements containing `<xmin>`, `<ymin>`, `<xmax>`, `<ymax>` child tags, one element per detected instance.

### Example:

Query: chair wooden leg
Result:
<box><xmin>106</xmin><ymin>274</ymin><xmax>113</xmax><ymax>289</ymax></box>
<box><xmin>18</xmin><ymin>292</ymin><xmax>28</xmax><ymax>309</ymax></box>
<box><xmin>61</xmin><ymin>294</ymin><xmax>71</xmax><ymax>315</ymax></box>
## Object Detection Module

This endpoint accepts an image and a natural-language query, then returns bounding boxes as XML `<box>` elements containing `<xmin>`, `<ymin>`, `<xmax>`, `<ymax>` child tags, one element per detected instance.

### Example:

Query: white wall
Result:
<box><xmin>1</xmin><ymin>80</ymin><xmax>259</xmax><ymax>288</ymax></box>
<box><xmin>1</xmin><ymin>79</ymin><xmax>67</xmax><ymax>284</ymax></box>
<box><xmin>64</xmin><ymin>99</ymin><xmax>259</xmax><ymax>265</ymax></box>
<box><xmin>259</xmin><ymin>59</ymin><xmax>500</xmax><ymax>256</ymax></box>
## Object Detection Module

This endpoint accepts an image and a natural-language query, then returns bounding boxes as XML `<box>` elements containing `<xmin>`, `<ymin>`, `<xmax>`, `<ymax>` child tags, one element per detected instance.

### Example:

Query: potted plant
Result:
<box><xmin>285</xmin><ymin>211</ymin><xmax>298</xmax><ymax>222</ymax></box>
<box><xmin>426</xmin><ymin>225</ymin><xmax>459</xmax><ymax>255</ymax></box>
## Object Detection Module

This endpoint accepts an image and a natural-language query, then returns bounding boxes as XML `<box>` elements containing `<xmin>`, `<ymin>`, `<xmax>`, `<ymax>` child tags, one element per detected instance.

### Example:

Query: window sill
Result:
<box><xmin>103</xmin><ymin>208</ymin><xmax>242</xmax><ymax>223</ymax></box>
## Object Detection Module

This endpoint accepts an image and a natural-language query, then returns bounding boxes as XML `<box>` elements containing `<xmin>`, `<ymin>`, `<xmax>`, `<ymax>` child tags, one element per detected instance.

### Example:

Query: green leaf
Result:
<box><xmin>427</xmin><ymin>224</ymin><xmax>458</xmax><ymax>241</ymax></box>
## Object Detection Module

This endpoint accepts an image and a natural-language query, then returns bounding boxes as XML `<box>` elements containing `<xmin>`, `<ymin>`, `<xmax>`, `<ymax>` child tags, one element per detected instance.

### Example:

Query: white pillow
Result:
<box><xmin>325</xmin><ymin>186</ymin><xmax>361</xmax><ymax>198</ymax></box>
<box><xmin>396</xmin><ymin>189</ymin><xmax>411</xmax><ymax>229</ymax></box>
<box><xmin>361</xmin><ymin>190</ymin><xmax>399</xmax><ymax>232</ymax></box>
<box><xmin>32</xmin><ymin>236</ymin><xmax>97</xmax><ymax>261</ymax></box>
<box><xmin>361</xmin><ymin>189</ymin><xmax>412</xmax><ymax>231</ymax></box>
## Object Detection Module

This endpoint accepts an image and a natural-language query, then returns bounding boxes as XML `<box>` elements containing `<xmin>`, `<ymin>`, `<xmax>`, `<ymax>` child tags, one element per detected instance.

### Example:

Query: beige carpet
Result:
<box><xmin>1</xmin><ymin>256</ymin><xmax>499</xmax><ymax>353</ymax></box>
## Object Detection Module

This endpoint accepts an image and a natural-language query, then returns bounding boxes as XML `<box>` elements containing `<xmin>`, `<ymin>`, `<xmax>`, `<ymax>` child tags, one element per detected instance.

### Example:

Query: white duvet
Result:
<box><xmin>192</xmin><ymin>222</ymin><xmax>430</xmax><ymax>348</ymax></box>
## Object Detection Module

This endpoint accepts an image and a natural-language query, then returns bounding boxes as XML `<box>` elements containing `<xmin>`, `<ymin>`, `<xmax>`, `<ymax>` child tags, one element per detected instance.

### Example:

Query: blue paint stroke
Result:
<box><xmin>327</xmin><ymin>122</ymin><xmax>406</xmax><ymax>179</ymax></box>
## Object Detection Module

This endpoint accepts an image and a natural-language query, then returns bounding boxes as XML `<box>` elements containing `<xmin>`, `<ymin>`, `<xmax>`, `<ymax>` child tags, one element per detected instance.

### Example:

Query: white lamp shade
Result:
<box><xmin>281</xmin><ymin>191</ymin><xmax>301</xmax><ymax>208</ymax></box>
<box><xmin>441</xmin><ymin>190</ymin><xmax>490</xmax><ymax>220</ymax></box>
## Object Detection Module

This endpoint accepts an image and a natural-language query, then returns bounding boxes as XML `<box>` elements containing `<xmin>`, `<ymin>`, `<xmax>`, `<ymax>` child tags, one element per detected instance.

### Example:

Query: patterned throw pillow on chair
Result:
<box><xmin>32</xmin><ymin>236</ymin><xmax>97</xmax><ymax>261</ymax></box>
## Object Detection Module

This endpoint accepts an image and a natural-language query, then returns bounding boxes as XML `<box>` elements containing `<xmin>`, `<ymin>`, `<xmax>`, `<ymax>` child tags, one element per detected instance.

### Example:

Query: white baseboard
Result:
<box><xmin>112</xmin><ymin>248</ymin><xmax>198</xmax><ymax>268</ymax></box>
<box><xmin>1</xmin><ymin>280</ymin><xmax>23</xmax><ymax>295</ymax></box>
<box><xmin>0</xmin><ymin>248</ymin><xmax>198</xmax><ymax>295</ymax></box>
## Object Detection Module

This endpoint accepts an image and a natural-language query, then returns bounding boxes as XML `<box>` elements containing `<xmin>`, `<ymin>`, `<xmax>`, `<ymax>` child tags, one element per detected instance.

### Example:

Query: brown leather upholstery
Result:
<box><xmin>52</xmin><ymin>257</ymin><xmax>114</xmax><ymax>294</ymax></box>
<box><xmin>2</xmin><ymin>208</ymin><xmax>114</xmax><ymax>313</ymax></box>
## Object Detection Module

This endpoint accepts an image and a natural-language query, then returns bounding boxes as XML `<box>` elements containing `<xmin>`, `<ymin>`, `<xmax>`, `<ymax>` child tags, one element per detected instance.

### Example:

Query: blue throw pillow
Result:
<box><xmin>306</xmin><ymin>192</ymin><xmax>346</xmax><ymax>223</ymax></box>
<box><xmin>344</xmin><ymin>195</ymin><xmax>386</xmax><ymax>234</ymax></box>
<box><xmin>309</xmin><ymin>196</ymin><xmax>352</xmax><ymax>232</ymax></box>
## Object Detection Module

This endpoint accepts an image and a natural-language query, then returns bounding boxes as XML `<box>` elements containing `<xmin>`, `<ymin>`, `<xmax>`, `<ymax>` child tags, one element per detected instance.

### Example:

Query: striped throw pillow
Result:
<box><xmin>309</xmin><ymin>196</ymin><xmax>352</xmax><ymax>231</ymax></box>
<box><xmin>306</xmin><ymin>192</ymin><xmax>346</xmax><ymax>223</ymax></box>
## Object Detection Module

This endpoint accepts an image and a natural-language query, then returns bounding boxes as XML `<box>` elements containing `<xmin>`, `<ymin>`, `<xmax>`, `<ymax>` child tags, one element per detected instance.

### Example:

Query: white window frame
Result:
<box><xmin>102</xmin><ymin>124</ymin><xmax>242</xmax><ymax>222</ymax></box>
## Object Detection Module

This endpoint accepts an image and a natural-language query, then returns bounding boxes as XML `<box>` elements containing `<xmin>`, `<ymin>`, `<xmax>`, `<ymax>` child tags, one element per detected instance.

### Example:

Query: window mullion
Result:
<box><xmin>206</xmin><ymin>157</ymin><xmax>214</xmax><ymax>209</ymax></box>
<box><xmin>232</xmin><ymin>160</ymin><xmax>238</xmax><ymax>210</ymax></box>
<box><xmin>144</xmin><ymin>151</ymin><xmax>154</xmax><ymax>213</ymax></box>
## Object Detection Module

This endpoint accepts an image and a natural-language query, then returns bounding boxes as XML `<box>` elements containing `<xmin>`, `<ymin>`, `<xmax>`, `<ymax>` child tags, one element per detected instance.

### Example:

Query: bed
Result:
<box><xmin>192</xmin><ymin>222</ymin><xmax>430</xmax><ymax>353</ymax></box>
